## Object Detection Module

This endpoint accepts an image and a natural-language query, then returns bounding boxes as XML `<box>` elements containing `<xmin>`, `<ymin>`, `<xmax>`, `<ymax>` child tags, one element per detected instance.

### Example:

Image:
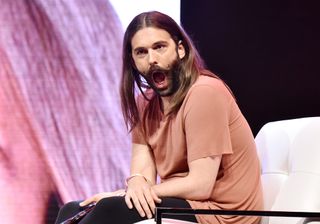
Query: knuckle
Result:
<box><xmin>140</xmin><ymin>200</ymin><xmax>148</xmax><ymax>208</ymax></box>
<box><xmin>132</xmin><ymin>197</ymin><xmax>140</xmax><ymax>205</ymax></box>
<box><xmin>142</xmin><ymin>185</ymin><xmax>150</xmax><ymax>191</ymax></box>
<box><xmin>145</xmin><ymin>197</ymin><xmax>152</xmax><ymax>204</ymax></box>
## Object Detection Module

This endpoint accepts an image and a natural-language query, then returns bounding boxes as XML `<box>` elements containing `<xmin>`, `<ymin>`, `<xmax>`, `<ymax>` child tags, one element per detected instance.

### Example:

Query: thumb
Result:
<box><xmin>79</xmin><ymin>196</ymin><xmax>95</xmax><ymax>207</ymax></box>
<box><xmin>151</xmin><ymin>189</ymin><xmax>162</xmax><ymax>204</ymax></box>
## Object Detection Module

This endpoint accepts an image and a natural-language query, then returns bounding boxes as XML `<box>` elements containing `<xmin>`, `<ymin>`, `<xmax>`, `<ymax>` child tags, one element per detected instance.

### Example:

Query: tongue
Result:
<box><xmin>153</xmin><ymin>72</ymin><xmax>166</xmax><ymax>84</ymax></box>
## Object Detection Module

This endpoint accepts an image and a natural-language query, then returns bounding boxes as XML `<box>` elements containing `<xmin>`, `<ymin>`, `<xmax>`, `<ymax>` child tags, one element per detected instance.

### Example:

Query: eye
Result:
<box><xmin>154</xmin><ymin>44</ymin><xmax>166</xmax><ymax>52</ymax></box>
<box><xmin>134</xmin><ymin>48</ymin><xmax>148</xmax><ymax>57</ymax></box>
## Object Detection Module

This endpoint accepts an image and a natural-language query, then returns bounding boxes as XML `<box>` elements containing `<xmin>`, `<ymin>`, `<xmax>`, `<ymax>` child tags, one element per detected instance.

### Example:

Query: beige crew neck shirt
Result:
<box><xmin>132</xmin><ymin>75</ymin><xmax>263</xmax><ymax>224</ymax></box>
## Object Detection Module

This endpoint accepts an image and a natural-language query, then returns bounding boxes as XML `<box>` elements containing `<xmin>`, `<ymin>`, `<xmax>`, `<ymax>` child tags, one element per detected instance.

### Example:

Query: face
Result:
<box><xmin>131</xmin><ymin>27</ymin><xmax>185</xmax><ymax>97</ymax></box>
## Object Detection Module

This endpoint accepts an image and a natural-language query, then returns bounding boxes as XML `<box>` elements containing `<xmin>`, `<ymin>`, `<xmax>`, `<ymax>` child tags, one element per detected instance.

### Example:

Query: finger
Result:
<box><xmin>125</xmin><ymin>191</ymin><xmax>134</xmax><ymax>209</ymax></box>
<box><xmin>151</xmin><ymin>189</ymin><xmax>162</xmax><ymax>204</ymax></box>
<box><xmin>138</xmin><ymin>190</ymin><xmax>153</xmax><ymax>219</ymax></box>
<box><xmin>144</xmin><ymin>191</ymin><xmax>156</xmax><ymax>216</ymax></box>
<box><xmin>115</xmin><ymin>189</ymin><xmax>126</xmax><ymax>196</ymax></box>
<box><xmin>131</xmin><ymin>193</ymin><xmax>146</xmax><ymax>218</ymax></box>
<box><xmin>79</xmin><ymin>196</ymin><xmax>96</xmax><ymax>207</ymax></box>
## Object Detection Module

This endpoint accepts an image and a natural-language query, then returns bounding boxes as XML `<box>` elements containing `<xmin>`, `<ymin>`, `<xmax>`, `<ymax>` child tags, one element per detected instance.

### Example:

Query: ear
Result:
<box><xmin>177</xmin><ymin>41</ymin><xmax>186</xmax><ymax>59</ymax></box>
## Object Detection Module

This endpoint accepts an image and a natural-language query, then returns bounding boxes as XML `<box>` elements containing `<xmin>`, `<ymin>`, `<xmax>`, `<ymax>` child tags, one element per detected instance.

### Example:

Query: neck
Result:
<box><xmin>161</xmin><ymin>96</ymin><xmax>172</xmax><ymax>114</ymax></box>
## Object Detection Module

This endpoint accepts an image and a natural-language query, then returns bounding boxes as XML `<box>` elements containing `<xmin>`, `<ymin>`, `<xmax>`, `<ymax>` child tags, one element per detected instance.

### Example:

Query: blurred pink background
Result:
<box><xmin>0</xmin><ymin>0</ymin><xmax>130</xmax><ymax>223</ymax></box>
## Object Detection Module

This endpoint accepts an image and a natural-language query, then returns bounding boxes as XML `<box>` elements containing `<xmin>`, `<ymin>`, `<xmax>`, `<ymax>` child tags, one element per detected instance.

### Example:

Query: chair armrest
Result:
<box><xmin>155</xmin><ymin>207</ymin><xmax>320</xmax><ymax>224</ymax></box>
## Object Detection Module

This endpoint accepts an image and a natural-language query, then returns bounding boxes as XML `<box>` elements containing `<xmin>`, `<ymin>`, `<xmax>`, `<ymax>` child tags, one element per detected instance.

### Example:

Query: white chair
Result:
<box><xmin>145</xmin><ymin>117</ymin><xmax>320</xmax><ymax>224</ymax></box>
<box><xmin>255</xmin><ymin>116</ymin><xmax>320</xmax><ymax>224</ymax></box>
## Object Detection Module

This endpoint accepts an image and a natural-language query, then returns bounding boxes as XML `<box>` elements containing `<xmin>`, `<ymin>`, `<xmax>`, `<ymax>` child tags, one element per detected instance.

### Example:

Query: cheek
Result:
<box><xmin>133</xmin><ymin>59</ymin><xmax>147</xmax><ymax>74</ymax></box>
<box><xmin>165</xmin><ymin>51</ymin><xmax>179</xmax><ymax>66</ymax></box>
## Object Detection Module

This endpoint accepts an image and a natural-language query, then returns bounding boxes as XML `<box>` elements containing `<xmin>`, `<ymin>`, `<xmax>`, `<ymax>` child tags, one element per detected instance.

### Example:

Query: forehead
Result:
<box><xmin>131</xmin><ymin>27</ymin><xmax>173</xmax><ymax>48</ymax></box>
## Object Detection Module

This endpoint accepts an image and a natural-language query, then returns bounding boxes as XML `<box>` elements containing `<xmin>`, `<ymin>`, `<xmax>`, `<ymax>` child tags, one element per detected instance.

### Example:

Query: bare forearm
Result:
<box><xmin>130</xmin><ymin>143</ymin><xmax>157</xmax><ymax>184</ymax></box>
<box><xmin>130</xmin><ymin>160</ymin><xmax>156</xmax><ymax>184</ymax></box>
<box><xmin>152</xmin><ymin>175</ymin><xmax>212</xmax><ymax>200</ymax></box>
<box><xmin>152</xmin><ymin>156</ymin><xmax>221</xmax><ymax>200</ymax></box>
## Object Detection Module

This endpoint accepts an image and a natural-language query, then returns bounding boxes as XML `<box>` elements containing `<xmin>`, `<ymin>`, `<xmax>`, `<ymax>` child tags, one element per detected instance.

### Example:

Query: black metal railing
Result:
<box><xmin>155</xmin><ymin>207</ymin><xmax>320</xmax><ymax>224</ymax></box>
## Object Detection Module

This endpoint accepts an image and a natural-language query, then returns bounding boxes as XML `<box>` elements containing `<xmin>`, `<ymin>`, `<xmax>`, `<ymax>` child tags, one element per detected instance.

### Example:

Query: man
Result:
<box><xmin>55</xmin><ymin>11</ymin><xmax>263</xmax><ymax>224</ymax></box>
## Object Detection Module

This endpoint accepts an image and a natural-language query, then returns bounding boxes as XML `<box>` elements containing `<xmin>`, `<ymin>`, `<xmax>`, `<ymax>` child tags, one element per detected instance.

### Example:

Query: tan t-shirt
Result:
<box><xmin>132</xmin><ymin>75</ymin><xmax>263</xmax><ymax>224</ymax></box>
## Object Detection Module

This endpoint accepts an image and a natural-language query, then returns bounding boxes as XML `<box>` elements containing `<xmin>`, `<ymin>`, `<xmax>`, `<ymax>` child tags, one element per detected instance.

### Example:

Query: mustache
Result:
<box><xmin>145</xmin><ymin>64</ymin><xmax>170</xmax><ymax>79</ymax></box>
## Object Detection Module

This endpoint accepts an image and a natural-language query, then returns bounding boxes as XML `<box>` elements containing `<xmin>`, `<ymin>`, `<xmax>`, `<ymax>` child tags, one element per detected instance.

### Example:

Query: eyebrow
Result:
<box><xmin>132</xmin><ymin>40</ymin><xmax>169</xmax><ymax>53</ymax></box>
<box><xmin>152</xmin><ymin>40</ymin><xmax>168</xmax><ymax>46</ymax></box>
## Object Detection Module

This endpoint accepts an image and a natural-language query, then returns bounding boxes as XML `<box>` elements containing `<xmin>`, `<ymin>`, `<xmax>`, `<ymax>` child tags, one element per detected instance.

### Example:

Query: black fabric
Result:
<box><xmin>55</xmin><ymin>196</ymin><xmax>197</xmax><ymax>224</ymax></box>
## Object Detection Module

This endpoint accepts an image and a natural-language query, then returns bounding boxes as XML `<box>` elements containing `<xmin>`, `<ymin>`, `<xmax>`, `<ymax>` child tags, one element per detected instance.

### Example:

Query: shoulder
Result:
<box><xmin>180</xmin><ymin>75</ymin><xmax>236</xmax><ymax>118</ymax></box>
<box><xmin>186</xmin><ymin>75</ymin><xmax>234</xmax><ymax>101</ymax></box>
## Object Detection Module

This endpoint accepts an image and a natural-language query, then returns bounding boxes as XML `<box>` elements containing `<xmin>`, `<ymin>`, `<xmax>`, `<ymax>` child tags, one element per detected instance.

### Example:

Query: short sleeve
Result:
<box><xmin>184</xmin><ymin>84</ymin><xmax>233</xmax><ymax>162</ymax></box>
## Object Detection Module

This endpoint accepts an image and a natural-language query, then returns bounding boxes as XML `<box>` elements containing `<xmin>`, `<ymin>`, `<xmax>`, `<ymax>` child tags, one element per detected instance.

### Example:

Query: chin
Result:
<box><xmin>151</xmin><ymin>81</ymin><xmax>178</xmax><ymax>97</ymax></box>
<box><xmin>157</xmin><ymin>88</ymin><xmax>175</xmax><ymax>97</ymax></box>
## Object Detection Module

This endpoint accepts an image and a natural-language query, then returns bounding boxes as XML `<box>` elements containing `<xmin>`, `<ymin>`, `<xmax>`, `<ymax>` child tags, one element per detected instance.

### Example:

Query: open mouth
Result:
<box><xmin>146</xmin><ymin>65</ymin><xmax>170</xmax><ymax>91</ymax></box>
<box><xmin>152</xmin><ymin>72</ymin><xmax>166</xmax><ymax>84</ymax></box>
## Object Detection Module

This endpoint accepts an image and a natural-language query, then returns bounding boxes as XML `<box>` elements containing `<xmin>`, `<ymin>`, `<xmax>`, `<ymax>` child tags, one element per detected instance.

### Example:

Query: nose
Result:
<box><xmin>148</xmin><ymin>50</ymin><xmax>158</xmax><ymax>65</ymax></box>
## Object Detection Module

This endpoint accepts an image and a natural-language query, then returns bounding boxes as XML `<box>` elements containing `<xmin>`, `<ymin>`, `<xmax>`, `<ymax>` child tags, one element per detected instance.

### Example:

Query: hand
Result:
<box><xmin>125</xmin><ymin>176</ymin><xmax>161</xmax><ymax>219</ymax></box>
<box><xmin>79</xmin><ymin>189</ymin><xmax>126</xmax><ymax>207</ymax></box>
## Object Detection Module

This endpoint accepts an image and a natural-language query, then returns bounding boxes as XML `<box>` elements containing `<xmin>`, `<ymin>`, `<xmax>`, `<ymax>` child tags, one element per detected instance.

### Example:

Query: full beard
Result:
<box><xmin>143</xmin><ymin>59</ymin><xmax>181</xmax><ymax>97</ymax></box>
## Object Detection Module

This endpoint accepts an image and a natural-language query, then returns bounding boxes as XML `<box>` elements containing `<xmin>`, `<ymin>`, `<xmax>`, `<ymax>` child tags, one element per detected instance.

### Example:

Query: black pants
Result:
<box><xmin>55</xmin><ymin>196</ymin><xmax>197</xmax><ymax>224</ymax></box>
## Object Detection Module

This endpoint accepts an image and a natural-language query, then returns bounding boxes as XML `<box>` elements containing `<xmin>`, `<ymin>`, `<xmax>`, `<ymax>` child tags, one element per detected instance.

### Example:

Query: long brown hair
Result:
<box><xmin>120</xmin><ymin>11</ymin><xmax>220</xmax><ymax>135</ymax></box>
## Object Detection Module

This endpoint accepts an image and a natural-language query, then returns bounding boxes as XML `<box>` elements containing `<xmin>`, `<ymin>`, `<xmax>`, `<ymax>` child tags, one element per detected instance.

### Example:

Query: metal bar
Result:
<box><xmin>155</xmin><ymin>207</ymin><xmax>320</xmax><ymax>224</ymax></box>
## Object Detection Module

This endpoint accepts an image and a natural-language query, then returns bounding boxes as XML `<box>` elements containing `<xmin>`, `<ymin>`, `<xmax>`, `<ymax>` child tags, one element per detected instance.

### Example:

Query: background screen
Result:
<box><xmin>0</xmin><ymin>1</ymin><xmax>180</xmax><ymax>223</ymax></box>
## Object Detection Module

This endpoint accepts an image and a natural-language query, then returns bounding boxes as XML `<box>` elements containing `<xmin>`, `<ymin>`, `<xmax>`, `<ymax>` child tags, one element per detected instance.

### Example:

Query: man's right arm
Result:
<box><xmin>130</xmin><ymin>143</ymin><xmax>157</xmax><ymax>183</ymax></box>
<box><xmin>124</xmin><ymin>143</ymin><xmax>161</xmax><ymax>219</ymax></box>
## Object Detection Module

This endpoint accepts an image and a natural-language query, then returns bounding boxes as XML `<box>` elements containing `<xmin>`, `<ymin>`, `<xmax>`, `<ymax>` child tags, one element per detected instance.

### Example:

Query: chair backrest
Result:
<box><xmin>255</xmin><ymin>117</ymin><xmax>320</xmax><ymax>224</ymax></box>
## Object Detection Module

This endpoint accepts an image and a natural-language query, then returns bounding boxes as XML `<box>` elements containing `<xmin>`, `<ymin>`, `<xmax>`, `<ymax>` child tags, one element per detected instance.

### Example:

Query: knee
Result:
<box><xmin>94</xmin><ymin>197</ymin><xmax>126</xmax><ymax>213</ymax></box>
<box><xmin>59</xmin><ymin>200</ymin><xmax>82</xmax><ymax>213</ymax></box>
<box><xmin>55</xmin><ymin>200</ymin><xmax>82</xmax><ymax>224</ymax></box>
